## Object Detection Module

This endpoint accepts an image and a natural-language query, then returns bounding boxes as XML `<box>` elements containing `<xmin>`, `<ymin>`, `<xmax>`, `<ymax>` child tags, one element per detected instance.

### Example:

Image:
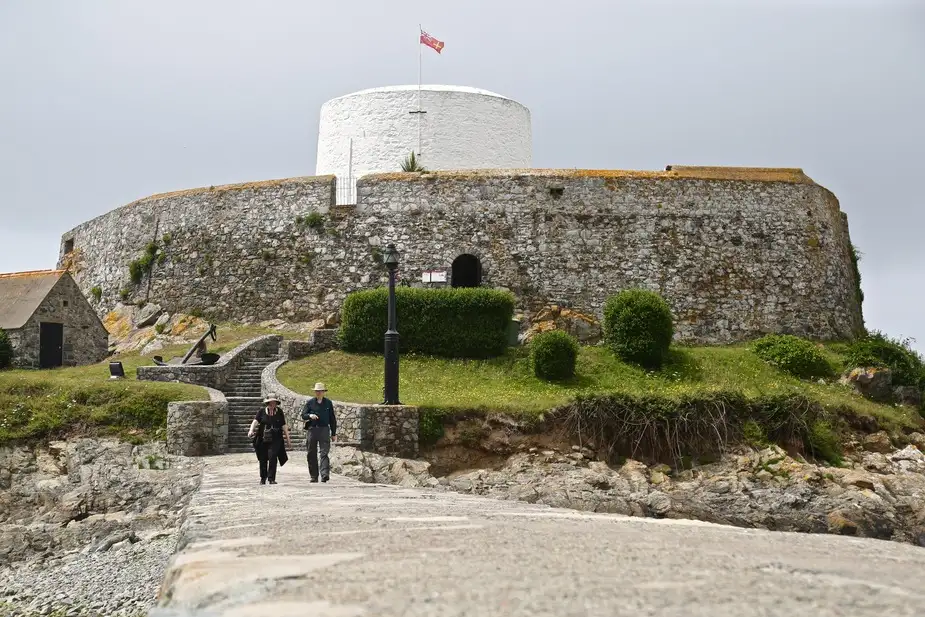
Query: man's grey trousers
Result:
<box><xmin>307</xmin><ymin>426</ymin><xmax>331</xmax><ymax>480</ymax></box>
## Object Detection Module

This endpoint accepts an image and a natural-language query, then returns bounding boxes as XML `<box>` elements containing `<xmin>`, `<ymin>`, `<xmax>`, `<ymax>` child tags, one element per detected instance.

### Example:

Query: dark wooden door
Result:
<box><xmin>39</xmin><ymin>322</ymin><xmax>64</xmax><ymax>369</ymax></box>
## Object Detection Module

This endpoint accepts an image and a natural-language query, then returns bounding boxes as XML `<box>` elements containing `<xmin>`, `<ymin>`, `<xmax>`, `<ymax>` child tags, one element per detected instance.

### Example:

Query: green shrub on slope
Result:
<box><xmin>603</xmin><ymin>289</ymin><xmax>674</xmax><ymax>369</ymax></box>
<box><xmin>751</xmin><ymin>334</ymin><xmax>833</xmax><ymax>380</ymax></box>
<box><xmin>530</xmin><ymin>330</ymin><xmax>579</xmax><ymax>381</ymax></box>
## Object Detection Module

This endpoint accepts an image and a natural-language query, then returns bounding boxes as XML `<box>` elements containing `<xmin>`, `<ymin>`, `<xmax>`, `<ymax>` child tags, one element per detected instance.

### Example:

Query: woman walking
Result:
<box><xmin>247</xmin><ymin>393</ymin><xmax>292</xmax><ymax>484</ymax></box>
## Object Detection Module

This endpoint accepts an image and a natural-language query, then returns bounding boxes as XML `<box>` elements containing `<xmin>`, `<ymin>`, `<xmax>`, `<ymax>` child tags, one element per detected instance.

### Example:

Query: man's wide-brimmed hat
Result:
<box><xmin>313</xmin><ymin>382</ymin><xmax>327</xmax><ymax>392</ymax></box>
<box><xmin>263</xmin><ymin>393</ymin><xmax>281</xmax><ymax>404</ymax></box>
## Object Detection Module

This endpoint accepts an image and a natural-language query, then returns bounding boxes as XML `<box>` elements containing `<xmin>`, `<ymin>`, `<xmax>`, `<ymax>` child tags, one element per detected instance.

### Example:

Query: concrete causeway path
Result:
<box><xmin>151</xmin><ymin>454</ymin><xmax>925</xmax><ymax>617</ymax></box>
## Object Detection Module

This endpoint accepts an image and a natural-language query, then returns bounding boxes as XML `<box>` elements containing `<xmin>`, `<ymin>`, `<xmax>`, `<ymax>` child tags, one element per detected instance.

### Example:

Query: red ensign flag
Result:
<box><xmin>420</xmin><ymin>30</ymin><xmax>444</xmax><ymax>54</ymax></box>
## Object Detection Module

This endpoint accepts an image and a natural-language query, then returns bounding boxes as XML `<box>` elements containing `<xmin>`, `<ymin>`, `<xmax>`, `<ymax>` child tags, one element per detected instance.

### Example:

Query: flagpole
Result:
<box><xmin>417</xmin><ymin>24</ymin><xmax>423</xmax><ymax>157</ymax></box>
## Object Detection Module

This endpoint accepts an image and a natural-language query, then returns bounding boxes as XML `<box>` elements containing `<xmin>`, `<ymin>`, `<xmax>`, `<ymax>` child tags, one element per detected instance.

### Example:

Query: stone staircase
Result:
<box><xmin>224</xmin><ymin>352</ymin><xmax>280</xmax><ymax>453</ymax></box>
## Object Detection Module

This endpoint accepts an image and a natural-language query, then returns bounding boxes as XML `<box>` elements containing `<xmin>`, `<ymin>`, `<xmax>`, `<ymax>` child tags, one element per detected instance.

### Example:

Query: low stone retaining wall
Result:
<box><xmin>166</xmin><ymin>387</ymin><xmax>228</xmax><ymax>456</ymax></box>
<box><xmin>137</xmin><ymin>335</ymin><xmax>282</xmax><ymax>390</ymax></box>
<box><xmin>286</xmin><ymin>328</ymin><xmax>339</xmax><ymax>360</ymax></box>
<box><xmin>263</xmin><ymin>350</ymin><xmax>419</xmax><ymax>457</ymax></box>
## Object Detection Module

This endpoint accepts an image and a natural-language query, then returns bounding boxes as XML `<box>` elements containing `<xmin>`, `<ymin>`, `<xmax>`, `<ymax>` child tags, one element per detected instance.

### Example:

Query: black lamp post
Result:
<box><xmin>382</xmin><ymin>243</ymin><xmax>401</xmax><ymax>405</ymax></box>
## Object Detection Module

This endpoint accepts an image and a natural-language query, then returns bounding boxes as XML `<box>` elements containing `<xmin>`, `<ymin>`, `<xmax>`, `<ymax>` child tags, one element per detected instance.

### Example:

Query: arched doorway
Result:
<box><xmin>451</xmin><ymin>254</ymin><xmax>482</xmax><ymax>288</ymax></box>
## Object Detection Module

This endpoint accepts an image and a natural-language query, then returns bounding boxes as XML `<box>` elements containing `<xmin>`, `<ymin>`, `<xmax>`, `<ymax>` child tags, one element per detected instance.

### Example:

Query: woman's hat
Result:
<box><xmin>313</xmin><ymin>382</ymin><xmax>327</xmax><ymax>392</ymax></box>
<box><xmin>263</xmin><ymin>393</ymin><xmax>281</xmax><ymax>404</ymax></box>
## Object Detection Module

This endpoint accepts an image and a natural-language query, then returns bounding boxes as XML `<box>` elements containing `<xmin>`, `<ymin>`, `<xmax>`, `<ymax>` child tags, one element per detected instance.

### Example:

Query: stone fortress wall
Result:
<box><xmin>58</xmin><ymin>166</ymin><xmax>864</xmax><ymax>344</ymax></box>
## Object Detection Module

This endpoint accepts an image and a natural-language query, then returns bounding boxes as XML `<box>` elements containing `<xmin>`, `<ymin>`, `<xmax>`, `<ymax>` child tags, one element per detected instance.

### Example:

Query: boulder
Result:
<box><xmin>840</xmin><ymin>368</ymin><xmax>893</xmax><ymax>403</ymax></box>
<box><xmin>893</xmin><ymin>386</ymin><xmax>922</xmax><ymax>407</ymax></box>
<box><xmin>862</xmin><ymin>431</ymin><xmax>893</xmax><ymax>454</ymax></box>
<box><xmin>140</xmin><ymin>339</ymin><xmax>164</xmax><ymax>356</ymax></box>
<box><xmin>134</xmin><ymin>303</ymin><xmax>163</xmax><ymax>328</ymax></box>
<box><xmin>523</xmin><ymin>306</ymin><xmax>602</xmax><ymax>345</ymax></box>
<box><xmin>154</xmin><ymin>312</ymin><xmax>171</xmax><ymax>329</ymax></box>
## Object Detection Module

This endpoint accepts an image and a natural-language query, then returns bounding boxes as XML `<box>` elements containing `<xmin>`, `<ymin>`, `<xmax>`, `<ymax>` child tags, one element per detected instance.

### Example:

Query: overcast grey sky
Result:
<box><xmin>1</xmin><ymin>0</ymin><xmax>922</xmax><ymax>350</ymax></box>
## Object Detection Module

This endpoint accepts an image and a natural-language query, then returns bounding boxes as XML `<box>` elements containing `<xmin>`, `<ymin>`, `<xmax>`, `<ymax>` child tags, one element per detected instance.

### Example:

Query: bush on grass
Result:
<box><xmin>603</xmin><ymin>289</ymin><xmax>674</xmax><ymax>369</ymax></box>
<box><xmin>339</xmin><ymin>287</ymin><xmax>514</xmax><ymax>359</ymax></box>
<box><xmin>844</xmin><ymin>331</ymin><xmax>925</xmax><ymax>389</ymax></box>
<box><xmin>751</xmin><ymin>334</ymin><xmax>834</xmax><ymax>380</ymax></box>
<box><xmin>530</xmin><ymin>330</ymin><xmax>579</xmax><ymax>381</ymax></box>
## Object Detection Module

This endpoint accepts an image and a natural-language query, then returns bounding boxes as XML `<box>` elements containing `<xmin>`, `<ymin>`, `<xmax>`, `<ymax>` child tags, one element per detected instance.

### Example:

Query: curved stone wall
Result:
<box><xmin>166</xmin><ymin>387</ymin><xmax>228</xmax><ymax>456</ymax></box>
<box><xmin>59</xmin><ymin>167</ymin><xmax>864</xmax><ymax>344</ymax></box>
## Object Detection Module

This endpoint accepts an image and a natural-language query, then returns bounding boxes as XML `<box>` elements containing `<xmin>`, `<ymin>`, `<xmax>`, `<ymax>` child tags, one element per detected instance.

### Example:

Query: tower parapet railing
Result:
<box><xmin>335</xmin><ymin>175</ymin><xmax>357</xmax><ymax>205</ymax></box>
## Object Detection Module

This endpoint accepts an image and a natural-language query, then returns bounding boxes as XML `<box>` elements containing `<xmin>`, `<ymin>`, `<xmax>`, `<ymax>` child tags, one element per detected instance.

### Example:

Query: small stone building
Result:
<box><xmin>0</xmin><ymin>270</ymin><xmax>109</xmax><ymax>368</ymax></box>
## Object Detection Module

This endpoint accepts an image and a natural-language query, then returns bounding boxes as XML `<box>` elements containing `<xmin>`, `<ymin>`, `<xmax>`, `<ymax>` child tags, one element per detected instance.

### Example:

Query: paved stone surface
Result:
<box><xmin>152</xmin><ymin>454</ymin><xmax>925</xmax><ymax>617</ymax></box>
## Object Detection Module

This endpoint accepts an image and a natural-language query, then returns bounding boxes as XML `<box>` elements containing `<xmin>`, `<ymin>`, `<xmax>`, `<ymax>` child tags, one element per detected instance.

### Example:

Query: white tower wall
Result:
<box><xmin>316</xmin><ymin>85</ymin><xmax>532</xmax><ymax>202</ymax></box>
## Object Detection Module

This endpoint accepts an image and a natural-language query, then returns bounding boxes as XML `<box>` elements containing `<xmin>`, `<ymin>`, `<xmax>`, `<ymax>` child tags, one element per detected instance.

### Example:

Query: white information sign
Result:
<box><xmin>422</xmin><ymin>270</ymin><xmax>448</xmax><ymax>283</ymax></box>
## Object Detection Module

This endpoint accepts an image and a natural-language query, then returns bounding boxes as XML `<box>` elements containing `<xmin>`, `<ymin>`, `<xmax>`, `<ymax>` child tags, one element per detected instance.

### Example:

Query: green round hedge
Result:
<box><xmin>603</xmin><ymin>289</ymin><xmax>674</xmax><ymax>369</ymax></box>
<box><xmin>530</xmin><ymin>330</ymin><xmax>580</xmax><ymax>381</ymax></box>
<box><xmin>751</xmin><ymin>334</ymin><xmax>833</xmax><ymax>380</ymax></box>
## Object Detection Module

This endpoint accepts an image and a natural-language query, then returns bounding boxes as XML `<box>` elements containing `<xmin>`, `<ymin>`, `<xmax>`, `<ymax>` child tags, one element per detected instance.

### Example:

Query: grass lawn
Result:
<box><xmin>0</xmin><ymin>323</ymin><xmax>277</xmax><ymax>445</ymax></box>
<box><xmin>278</xmin><ymin>345</ymin><xmax>922</xmax><ymax>431</ymax></box>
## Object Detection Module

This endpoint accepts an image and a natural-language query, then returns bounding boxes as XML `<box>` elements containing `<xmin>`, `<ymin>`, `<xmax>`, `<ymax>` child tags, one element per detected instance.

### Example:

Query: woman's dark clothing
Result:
<box><xmin>252</xmin><ymin>407</ymin><xmax>288</xmax><ymax>482</ymax></box>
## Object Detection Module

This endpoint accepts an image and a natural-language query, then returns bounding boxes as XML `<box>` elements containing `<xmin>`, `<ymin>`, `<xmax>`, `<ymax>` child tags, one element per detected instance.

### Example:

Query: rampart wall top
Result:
<box><xmin>57</xmin><ymin>166</ymin><xmax>862</xmax><ymax>345</ymax></box>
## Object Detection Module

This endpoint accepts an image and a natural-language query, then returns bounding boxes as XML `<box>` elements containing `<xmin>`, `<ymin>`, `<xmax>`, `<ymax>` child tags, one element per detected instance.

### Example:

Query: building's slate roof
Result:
<box><xmin>0</xmin><ymin>269</ymin><xmax>65</xmax><ymax>330</ymax></box>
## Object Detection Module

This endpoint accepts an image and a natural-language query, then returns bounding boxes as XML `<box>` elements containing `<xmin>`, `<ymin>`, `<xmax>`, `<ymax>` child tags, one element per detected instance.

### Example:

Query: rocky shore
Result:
<box><xmin>2</xmin><ymin>431</ymin><xmax>923</xmax><ymax>615</ymax></box>
<box><xmin>0</xmin><ymin>440</ymin><xmax>202</xmax><ymax>617</ymax></box>
<box><xmin>332</xmin><ymin>431</ymin><xmax>925</xmax><ymax>546</ymax></box>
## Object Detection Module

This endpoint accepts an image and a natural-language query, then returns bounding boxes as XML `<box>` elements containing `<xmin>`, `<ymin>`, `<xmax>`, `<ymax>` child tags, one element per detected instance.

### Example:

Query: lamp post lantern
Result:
<box><xmin>382</xmin><ymin>243</ymin><xmax>401</xmax><ymax>405</ymax></box>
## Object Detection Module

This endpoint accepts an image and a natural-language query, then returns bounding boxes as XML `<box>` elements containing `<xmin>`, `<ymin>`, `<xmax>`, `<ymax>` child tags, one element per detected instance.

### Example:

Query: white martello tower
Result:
<box><xmin>315</xmin><ymin>85</ymin><xmax>532</xmax><ymax>203</ymax></box>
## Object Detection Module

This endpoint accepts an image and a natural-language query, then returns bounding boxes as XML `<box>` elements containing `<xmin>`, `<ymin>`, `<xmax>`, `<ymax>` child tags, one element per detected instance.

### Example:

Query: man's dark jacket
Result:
<box><xmin>301</xmin><ymin>397</ymin><xmax>337</xmax><ymax>437</ymax></box>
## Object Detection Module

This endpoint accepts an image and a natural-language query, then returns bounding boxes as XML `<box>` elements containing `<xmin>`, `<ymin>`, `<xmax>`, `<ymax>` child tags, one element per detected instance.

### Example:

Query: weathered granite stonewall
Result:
<box><xmin>6</xmin><ymin>273</ymin><xmax>109</xmax><ymax>368</ymax></box>
<box><xmin>165</xmin><ymin>388</ymin><xmax>228</xmax><ymax>456</ymax></box>
<box><xmin>59</xmin><ymin>168</ymin><xmax>864</xmax><ymax>344</ymax></box>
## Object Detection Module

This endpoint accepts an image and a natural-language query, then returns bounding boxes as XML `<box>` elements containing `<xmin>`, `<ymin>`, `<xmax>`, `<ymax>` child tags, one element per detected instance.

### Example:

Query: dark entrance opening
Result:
<box><xmin>451</xmin><ymin>254</ymin><xmax>482</xmax><ymax>288</ymax></box>
<box><xmin>39</xmin><ymin>323</ymin><xmax>64</xmax><ymax>369</ymax></box>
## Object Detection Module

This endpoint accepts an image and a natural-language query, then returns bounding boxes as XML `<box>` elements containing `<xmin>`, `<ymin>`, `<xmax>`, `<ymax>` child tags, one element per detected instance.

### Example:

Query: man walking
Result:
<box><xmin>301</xmin><ymin>382</ymin><xmax>337</xmax><ymax>483</ymax></box>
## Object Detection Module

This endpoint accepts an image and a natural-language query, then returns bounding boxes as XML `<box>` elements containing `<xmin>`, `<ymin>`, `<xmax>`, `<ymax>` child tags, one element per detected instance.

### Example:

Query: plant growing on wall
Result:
<box><xmin>128</xmin><ymin>242</ymin><xmax>160</xmax><ymax>285</ymax></box>
<box><xmin>849</xmin><ymin>244</ymin><xmax>864</xmax><ymax>306</ymax></box>
<box><xmin>305</xmin><ymin>212</ymin><xmax>324</xmax><ymax>230</ymax></box>
<box><xmin>400</xmin><ymin>151</ymin><xmax>426</xmax><ymax>172</ymax></box>
<box><xmin>296</xmin><ymin>212</ymin><xmax>326</xmax><ymax>234</ymax></box>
